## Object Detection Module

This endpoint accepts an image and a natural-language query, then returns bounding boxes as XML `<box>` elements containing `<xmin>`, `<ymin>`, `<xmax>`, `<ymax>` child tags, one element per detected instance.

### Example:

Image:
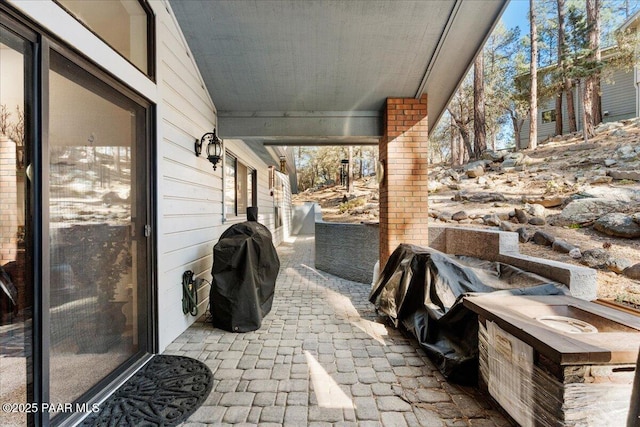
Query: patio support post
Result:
<box><xmin>379</xmin><ymin>95</ymin><xmax>429</xmax><ymax>267</ymax></box>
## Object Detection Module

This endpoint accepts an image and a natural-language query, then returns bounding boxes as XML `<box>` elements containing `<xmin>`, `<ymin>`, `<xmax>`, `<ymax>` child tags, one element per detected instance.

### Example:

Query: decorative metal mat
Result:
<box><xmin>81</xmin><ymin>355</ymin><xmax>213</xmax><ymax>426</ymax></box>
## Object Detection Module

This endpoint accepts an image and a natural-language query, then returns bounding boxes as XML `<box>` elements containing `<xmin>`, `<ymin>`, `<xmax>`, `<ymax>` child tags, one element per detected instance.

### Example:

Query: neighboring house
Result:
<box><xmin>0</xmin><ymin>1</ymin><xmax>504</xmax><ymax>425</ymax></box>
<box><xmin>520</xmin><ymin>13</ymin><xmax>640</xmax><ymax>147</ymax></box>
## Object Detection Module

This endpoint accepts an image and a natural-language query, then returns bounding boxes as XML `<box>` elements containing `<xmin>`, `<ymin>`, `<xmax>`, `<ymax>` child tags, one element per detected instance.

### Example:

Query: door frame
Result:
<box><xmin>0</xmin><ymin>5</ymin><xmax>158</xmax><ymax>426</ymax></box>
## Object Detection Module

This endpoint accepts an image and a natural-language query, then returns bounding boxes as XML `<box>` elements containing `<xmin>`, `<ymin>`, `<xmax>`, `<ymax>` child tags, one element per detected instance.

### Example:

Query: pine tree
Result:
<box><xmin>529</xmin><ymin>0</ymin><xmax>539</xmax><ymax>149</ymax></box>
<box><xmin>474</xmin><ymin>52</ymin><xmax>487</xmax><ymax>157</ymax></box>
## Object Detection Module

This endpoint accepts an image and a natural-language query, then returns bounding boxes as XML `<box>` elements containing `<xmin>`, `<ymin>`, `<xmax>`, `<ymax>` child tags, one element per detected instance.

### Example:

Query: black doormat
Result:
<box><xmin>81</xmin><ymin>355</ymin><xmax>213</xmax><ymax>426</ymax></box>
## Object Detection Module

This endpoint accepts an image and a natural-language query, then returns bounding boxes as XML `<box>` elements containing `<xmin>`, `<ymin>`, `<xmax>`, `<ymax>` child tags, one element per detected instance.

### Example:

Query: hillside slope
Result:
<box><xmin>293</xmin><ymin>119</ymin><xmax>640</xmax><ymax>304</ymax></box>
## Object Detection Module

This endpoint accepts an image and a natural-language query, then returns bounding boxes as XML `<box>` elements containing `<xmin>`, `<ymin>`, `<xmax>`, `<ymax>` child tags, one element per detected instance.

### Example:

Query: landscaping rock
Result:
<box><xmin>552</xmin><ymin>240</ymin><xmax>575</xmax><ymax>254</ymax></box>
<box><xmin>579</xmin><ymin>186</ymin><xmax>640</xmax><ymax>202</ymax></box>
<box><xmin>514</xmin><ymin>208</ymin><xmax>528</xmax><ymax>224</ymax></box>
<box><xmin>528</xmin><ymin>217</ymin><xmax>546</xmax><ymax>226</ymax></box>
<box><xmin>457</xmin><ymin>192</ymin><xmax>507</xmax><ymax>203</ymax></box>
<box><xmin>569</xmin><ymin>248</ymin><xmax>582</xmax><ymax>259</ymax></box>
<box><xmin>525</xmin><ymin>203</ymin><xmax>546</xmax><ymax>218</ymax></box>
<box><xmin>483</xmin><ymin>214</ymin><xmax>502</xmax><ymax>227</ymax></box>
<box><xmin>604</xmin><ymin>159</ymin><xmax>617</xmax><ymax>167</ymax></box>
<box><xmin>465</xmin><ymin>161</ymin><xmax>485</xmax><ymax>178</ymax></box>
<box><xmin>612</xmin><ymin>129</ymin><xmax>629</xmax><ymax>138</ymax></box>
<box><xmin>500</xmin><ymin>221</ymin><xmax>517</xmax><ymax>232</ymax></box>
<box><xmin>532</xmin><ymin>231</ymin><xmax>555</xmax><ymax>246</ymax></box>
<box><xmin>428</xmin><ymin>181</ymin><xmax>443</xmax><ymax>192</ymax></box>
<box><xmin>554</xmin><ymin>198</ymin><xmax>625</xmax><ymax>226</ymax></box>
<box><xmin>589</xmin><ymin>175</ymin><xmax>613</xmax><ymax>184</ymax></box>
<box><xmin>522</xmin><ymin>196</ymin><xmax>566</xmax><ymax>208</ymax></box>
<box><xmin>633</xmin><ymin>213</ymin><xmax>640</xmax><ymax>225</ymax></box>
<box><xmin>482</xmin><ymin>150</ymin><xmax>506</xmax><ymax>162</ymax></box>
<box><xmin>607</xmin><ymin>257</ymin><xmax>633</xmax><ymax>274</ymax></box>
<box><xmin>623</xmin><ymin>263</ymin><xmax>640</xmax><ymax>280</ymax></box>
<box><xmin>517</xmin><ymin>227</ymin><xmax>532</xmax><ymax>243</ymax></box>
<box><xmin>447</xmin><ymin>169</ymin><xmax>461</xmax><ymax>181</ymax></box>
<box><xmin>616</xmin><ymin>145</ymin><xmax>636</xmax><ymax>159</ymax></box>
<box><xmin>521</xmin><ymin>195</ymin><xmax>565</xmax><ymax>208</ymax></box>
<box><xmin>580</xmin><ymin>248</ymin><xmax>612</xmax><ymax>269</ymax></box>
<box><xmin>593</xmin><ymin>213</ymin><xmax>640</xmax><ymax>238</ymax></box>
<box><xmin>502</xmin><ymin>152</ymin><xmax>525</xmax><ymax>168</ymax></box>
<box><xmin>608</xmin><ymin>170</ymin><xmax>640</xmax><ymax>181</ymax></box>
<box><xmin>451</xmin><ymin>211</ymin><xmax>468</xmax><ymax>221</ymax></box>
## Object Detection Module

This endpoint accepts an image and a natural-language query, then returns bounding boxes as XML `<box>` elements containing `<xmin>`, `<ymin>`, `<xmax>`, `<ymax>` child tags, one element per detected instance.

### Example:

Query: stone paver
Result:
<box><xmin>166</xmin><ymin>235</ymin><xmax>509</xmax><ymax>426</ymax></box>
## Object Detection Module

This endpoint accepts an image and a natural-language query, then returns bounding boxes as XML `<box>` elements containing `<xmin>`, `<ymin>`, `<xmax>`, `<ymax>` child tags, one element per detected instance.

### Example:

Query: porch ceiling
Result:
<box><xmin>169</xmin><ymin>0</ymin><xmax>507</xmax><ymax>145</ymax></box>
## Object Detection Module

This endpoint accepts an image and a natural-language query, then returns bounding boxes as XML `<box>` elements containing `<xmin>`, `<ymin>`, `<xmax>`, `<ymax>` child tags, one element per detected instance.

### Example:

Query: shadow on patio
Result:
<box><xmin>165</xmin><ymin>235</ymin><xmax>510</xmax><ymax>426</ymax></box>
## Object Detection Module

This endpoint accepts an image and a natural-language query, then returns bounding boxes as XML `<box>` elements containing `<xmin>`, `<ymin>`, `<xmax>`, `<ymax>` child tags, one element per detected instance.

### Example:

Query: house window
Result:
<box><xmin>225</xmin><ymin>152</ymin><xmax>256</xmax><ymax>217</ymax></box>
<box><xmin>55</xmin><ymin>0</ymin><xmax>154</xmax><ymax>76</ymax></box>
<box><xmin>542</xmin><ymin>109</ymin><xmax>556</xmax><ymax>123</ymax></box>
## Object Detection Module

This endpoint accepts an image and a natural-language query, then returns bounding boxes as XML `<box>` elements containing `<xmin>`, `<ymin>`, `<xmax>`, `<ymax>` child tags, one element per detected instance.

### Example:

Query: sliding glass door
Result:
<box><xmin>1</xmin><ymin>8</ymin><xmax>153</xmax><ymax>426</ymax></box>
<box><xmin>0</xmin><ymin>22</ymin><xmax>34</xmax><ymax>427</ymax></box>
<box><xmin>47</xmin><ymin>51</ymin><xmax>151</xmax><ymax>415</ymax></box>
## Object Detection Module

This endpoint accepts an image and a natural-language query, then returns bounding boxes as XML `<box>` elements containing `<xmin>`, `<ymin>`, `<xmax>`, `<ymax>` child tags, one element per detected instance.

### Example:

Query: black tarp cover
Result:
<box><xmin>210</xmin><ymin>221</ymin><xmax>280</xmax><ymax>332</ymax></box>
<box><xmin>369</xmin><ymin>244</ymin><xmax>568</xmax><ymax>384</ymax></box>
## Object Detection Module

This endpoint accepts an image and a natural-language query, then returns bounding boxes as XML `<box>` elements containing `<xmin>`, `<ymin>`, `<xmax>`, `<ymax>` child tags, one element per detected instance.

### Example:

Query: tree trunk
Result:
<box><xmin>450</xmin><ymin>115</ymin><xmax>460</xmax><ymax>166</ymax></box>
<box><xmin>448</xmin><ymin>107</ymin><xmax>473</xmax><ymax>162</ymax></box>
<box><xmin>565</xmin><ymin>81</ymin><xmax>577</xmax><ymax>133</ymax></box>
<box><xmin>555</xmin><ymin>0</ymin><xmax>565</xmax><ymax>136</ymax></box>
<box><xmin>347</xmin><ymin>145</ymin><xmax>354</xmax><ymax>193</ymax></box>
<box><xmin>587</xmin><ymin>0</ymin><xmax>602</xmax><ymax>126</ymax></box>
<box><xmin>529</xmin><ymin>0</ymin><xmax>538</xmax><ymax>149</ymax></box>
<box><xmin>584</xmin><ymin>0</ymin><xmax>599</xmax><ymax>137</ymax></box>
<box><xmin>474</xmin><ymin>52</ymin><xmax>487</xmax><ymax>157</ymax></box>
<box><xmin>510</xmin><ymin>109</ymin><xmax>524</xmax><ymax>151</ymax></box>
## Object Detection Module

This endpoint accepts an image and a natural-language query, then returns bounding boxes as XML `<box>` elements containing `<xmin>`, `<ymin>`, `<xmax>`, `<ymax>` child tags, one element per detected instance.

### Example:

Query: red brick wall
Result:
<box><xmin>379</xmin><ymin>95</ymin><xmax>429</xmax><ymax>266</ymax></box>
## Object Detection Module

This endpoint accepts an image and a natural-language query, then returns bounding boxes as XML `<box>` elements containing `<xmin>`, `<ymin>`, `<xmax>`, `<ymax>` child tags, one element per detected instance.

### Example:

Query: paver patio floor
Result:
<box><xmin>166</xmin><ymin>235</ymin><xmax>511</xmax><ymax>427</ymax></box>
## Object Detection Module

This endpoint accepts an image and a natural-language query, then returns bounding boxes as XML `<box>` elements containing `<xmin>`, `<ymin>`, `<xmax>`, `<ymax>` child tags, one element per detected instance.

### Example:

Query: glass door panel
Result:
<box><xmin>0</xmin><ymin>25</ymin><xmax>33</xmax><ymax>427</ymax></box>
<box><xmin>48</xmin><ymin>51</ymin><xmax>147</xmax><ymax>409</ymax></box>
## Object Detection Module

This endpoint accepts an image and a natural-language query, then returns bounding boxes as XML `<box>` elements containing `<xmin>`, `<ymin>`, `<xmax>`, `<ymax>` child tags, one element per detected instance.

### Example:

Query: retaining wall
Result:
<box><xmin>314</xmin><ymin>221</ymin><xmax>379</xmax><ymax>284</ymax></box>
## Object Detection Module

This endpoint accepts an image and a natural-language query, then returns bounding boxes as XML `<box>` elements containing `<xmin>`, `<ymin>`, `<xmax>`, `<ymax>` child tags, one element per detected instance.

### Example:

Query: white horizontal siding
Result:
<box><xmin>154</xmin><ymin>2</ymin><xmax>291</xmax><ymax>350</ymax></box>
<box><xmin>520</xmin><ymin>67</ymin><xmax>637</xmax><ymax>147</ymax></box>
<box><xmin>601</xmin><ymin>68</ymin><xmax>635</xmax><ymax>122</ymax></box>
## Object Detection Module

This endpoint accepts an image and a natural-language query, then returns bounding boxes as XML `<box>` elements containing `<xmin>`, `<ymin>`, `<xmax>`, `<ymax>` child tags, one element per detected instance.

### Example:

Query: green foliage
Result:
<box><xmin>568</xmin><ymin>223</ymin><xmax>582</xmax><ymax>229</ymax></box>
<box><xmin>338</xmin><ymin>197</ymin><xmax>365</xmax><ymax>213</ymax></box>
<box><xmin>616</xmin><ymin>179</ymin><xmax>636</xmax><ymax>185</ymax></box>
<box><xmin>615</xmin><ymin>293</ymin><xmax>640</xmax><ymax>309</ymax></box>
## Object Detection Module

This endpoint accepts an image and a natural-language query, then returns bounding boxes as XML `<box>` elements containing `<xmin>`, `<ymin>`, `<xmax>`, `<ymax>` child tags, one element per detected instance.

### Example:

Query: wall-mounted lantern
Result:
<box><xmin>279</xmin><ymin>155</ymin><xmax>287</xmax><ymax>173</ymax></box>
<box><xmin>195</xmin><ymin>128</ymin><xmax>223</xmax><ymax>170</ymax></box>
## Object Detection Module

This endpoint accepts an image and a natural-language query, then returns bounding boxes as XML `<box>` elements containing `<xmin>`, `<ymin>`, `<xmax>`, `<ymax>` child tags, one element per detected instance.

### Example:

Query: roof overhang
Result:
<box><xmin>169</xmin><ymin>0</ymin><xmax>507</xmax><ymax>147</ymax></box>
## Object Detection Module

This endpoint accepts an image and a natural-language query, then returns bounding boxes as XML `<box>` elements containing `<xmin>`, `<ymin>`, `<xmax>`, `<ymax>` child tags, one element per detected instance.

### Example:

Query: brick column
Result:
<box><xmin>379</xmin><ymin>95</ymin><xmax>429</xmax><ymax>267</ymax></box>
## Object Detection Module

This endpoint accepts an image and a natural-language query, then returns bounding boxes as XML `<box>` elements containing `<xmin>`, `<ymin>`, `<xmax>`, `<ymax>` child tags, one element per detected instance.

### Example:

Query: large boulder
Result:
<box><xmin>608</xmin><ymin>170</ymin><xmax>640</xmax><ymax>181</ymax></box>
<box><xmin>482</xmin><ymin>150</ymin><xmax>506</xmax><ymax>162</ymax></box>
<box><xmin>553</xmin><ymin>198</ymin><xmax>626</xmax><ymax>226</ymax></box>
<box><xmin>502</xmin><ymin>152</ymin><xmax>525</xmax><ymax>168</ymax></box>
<box><xmin>525</xmin><ymin>203</ymin><xmax>546</xmax><ymax>218</ymax></box>
<box><xmin>593</xmin><ymin>213</ymin><xmax>640</xmax><ymax>238</ymax></box>
<box><xmin>624</xmin><ymin>263</ymin><xmax>640</xmax><ymax>280</ymax></box>
<box><xmin>464</xmin><ymin>161</ymin><xmax>486</xmax><ymax>178</ymax></box>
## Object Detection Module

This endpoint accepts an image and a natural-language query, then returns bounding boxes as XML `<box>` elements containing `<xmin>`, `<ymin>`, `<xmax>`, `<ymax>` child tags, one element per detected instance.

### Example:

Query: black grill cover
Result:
<box><xmin>210</xmin><ymin>221</ymin><xmax>280</xmax><ymax>332</ymax></box>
